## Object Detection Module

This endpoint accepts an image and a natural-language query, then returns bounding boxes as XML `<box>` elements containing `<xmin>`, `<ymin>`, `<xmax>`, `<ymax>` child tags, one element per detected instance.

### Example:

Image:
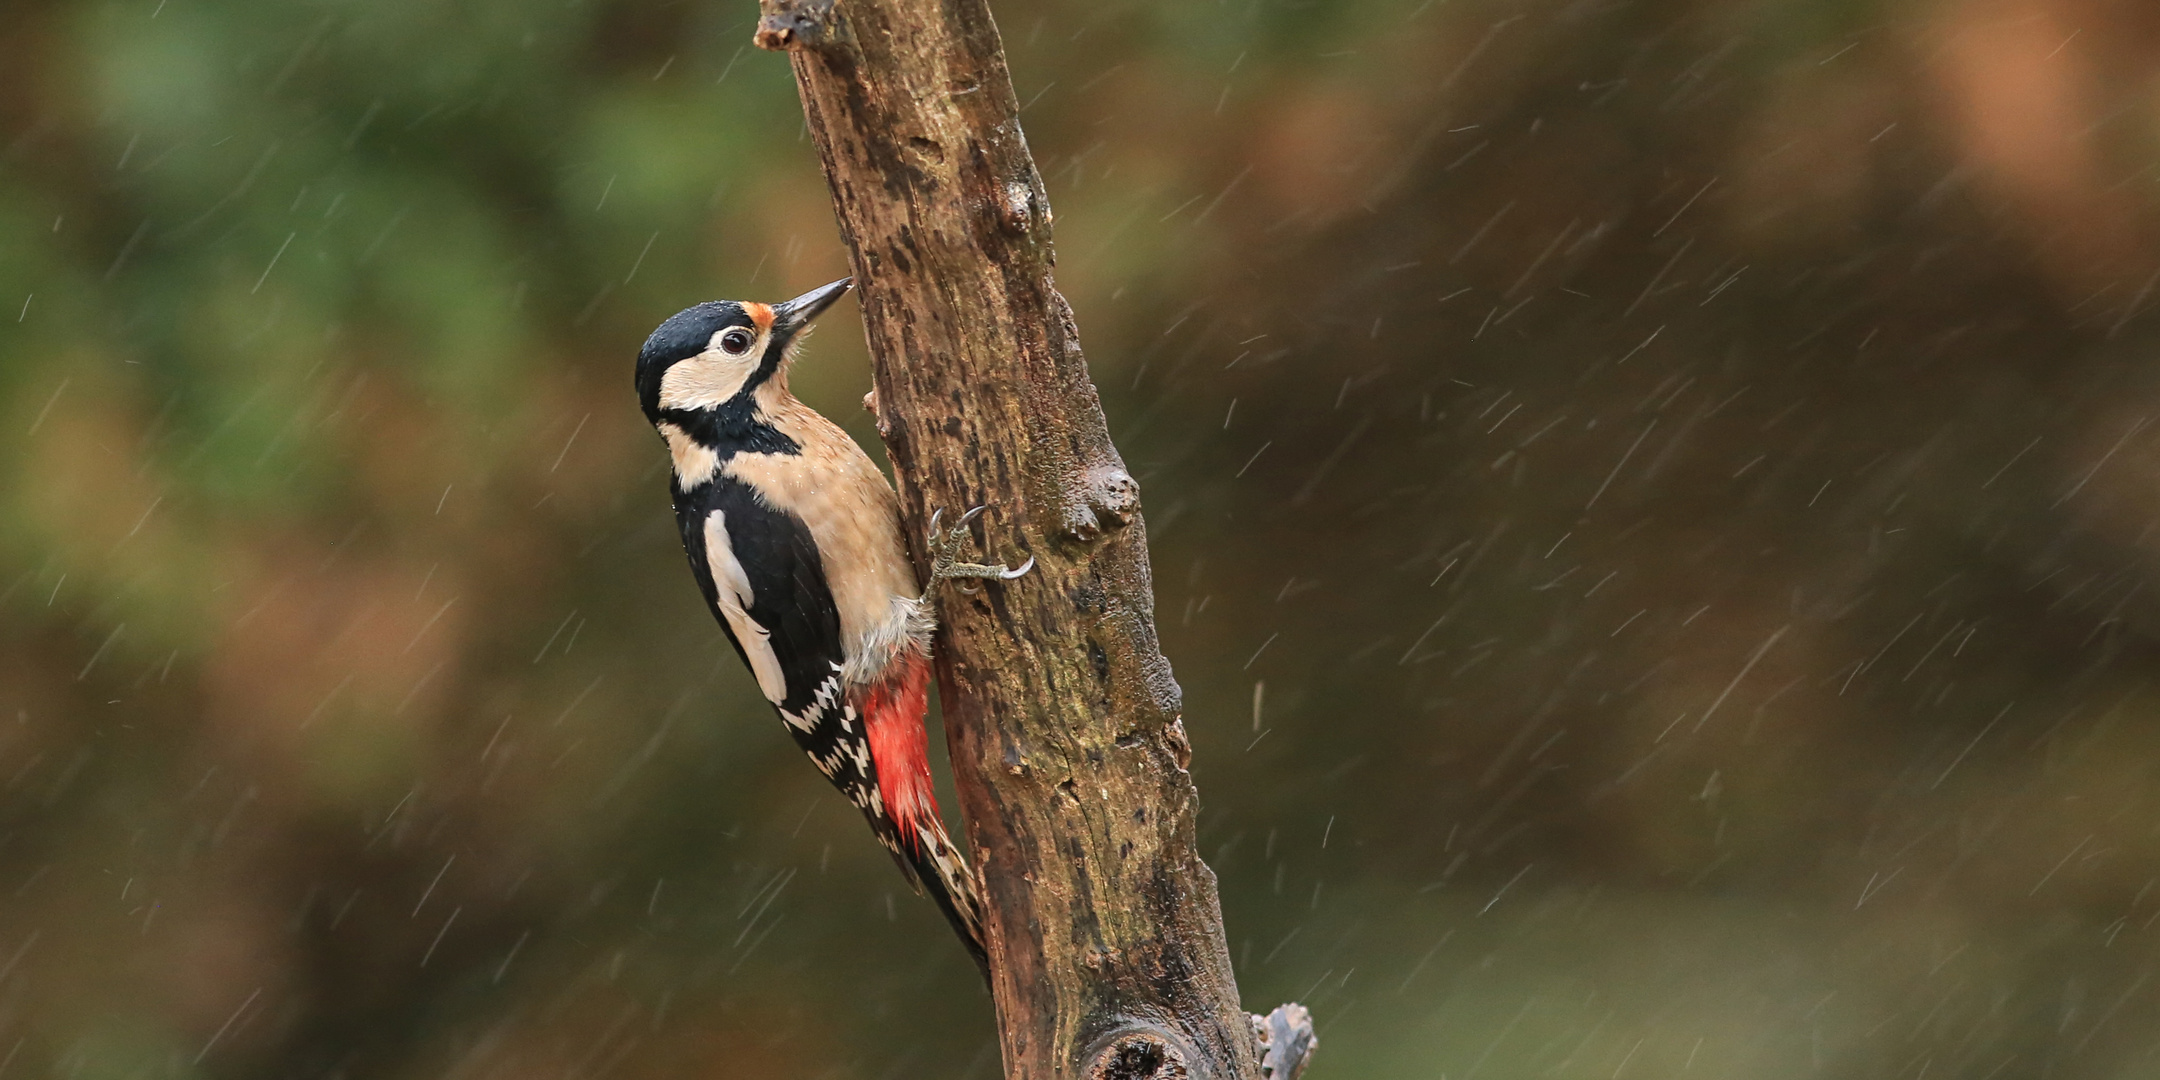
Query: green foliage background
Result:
<box><xmin>6</xmin><ymin>0</ymin><xmax>2160</xmax><ymax>1076</ymax></box>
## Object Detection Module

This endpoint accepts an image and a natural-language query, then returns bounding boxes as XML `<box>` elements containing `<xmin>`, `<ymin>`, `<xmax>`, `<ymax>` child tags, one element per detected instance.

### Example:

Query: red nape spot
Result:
<box><xmin>857</xmin><ymin>651</ymin><xmax>937</xmax><ymax>851</ymax></box>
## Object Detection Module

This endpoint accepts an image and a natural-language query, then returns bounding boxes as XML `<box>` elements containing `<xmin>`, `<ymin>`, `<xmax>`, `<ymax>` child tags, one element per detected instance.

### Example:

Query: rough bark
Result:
<box><xmin>752</xmin><ymin>2</ymin><xmax>1312</xmax><ymax>1078</ymax></box>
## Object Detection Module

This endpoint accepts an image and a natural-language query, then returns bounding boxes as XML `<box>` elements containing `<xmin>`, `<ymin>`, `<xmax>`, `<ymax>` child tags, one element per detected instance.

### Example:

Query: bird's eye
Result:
<box><xmin>718</xmin><ymin>328</ymin><xmax>756</xmax><ymax>355</ymax></box>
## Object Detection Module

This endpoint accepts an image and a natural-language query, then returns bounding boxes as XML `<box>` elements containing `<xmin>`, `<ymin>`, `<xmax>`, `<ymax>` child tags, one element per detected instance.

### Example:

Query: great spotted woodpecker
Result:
<box><xmin>634</xmin><ymin>277</ymin><xmax>1029</xmax><ymax>973</ymax></box>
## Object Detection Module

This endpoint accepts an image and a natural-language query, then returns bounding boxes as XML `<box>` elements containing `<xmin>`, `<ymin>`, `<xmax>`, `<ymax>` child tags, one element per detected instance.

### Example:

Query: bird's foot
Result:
<box><xmin>924</xmin><ymin>506</ymin><xmax>1034</xmax><ymax>595</ymax></box>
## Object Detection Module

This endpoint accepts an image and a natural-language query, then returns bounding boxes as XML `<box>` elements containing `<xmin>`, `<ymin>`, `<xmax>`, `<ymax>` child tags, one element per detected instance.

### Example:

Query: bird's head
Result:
<box><xmin>635</xmin><ymin>277</ymin><xmax>853</xmax><ymax>425</ymax></box>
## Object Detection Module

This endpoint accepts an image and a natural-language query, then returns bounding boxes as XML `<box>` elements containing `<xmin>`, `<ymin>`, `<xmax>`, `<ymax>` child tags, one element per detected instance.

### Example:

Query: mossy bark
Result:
<box><xmin>753</xmin><ymin>1</ymin><xmax>1278</xmax><ymax>1077</ymax></box>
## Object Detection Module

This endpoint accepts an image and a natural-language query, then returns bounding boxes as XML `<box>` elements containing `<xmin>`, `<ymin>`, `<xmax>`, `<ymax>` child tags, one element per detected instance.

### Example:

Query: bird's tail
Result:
<box><xmin>858</xmin><ymin>650</ymin><xmax>989</xmax><ymax>979</ymax></box>
<box><xmin>904</xmin><ymin>811</ymin><xmax>989</xmax><ymax>979</ymax></box>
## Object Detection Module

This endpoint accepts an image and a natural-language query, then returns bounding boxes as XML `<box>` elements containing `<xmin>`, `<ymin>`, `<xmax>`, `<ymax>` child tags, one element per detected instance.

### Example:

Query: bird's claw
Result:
<box><xmin>926</xmin><ymin>505</ymin><xmax>1034</xmax><ymax>594</ymax></box>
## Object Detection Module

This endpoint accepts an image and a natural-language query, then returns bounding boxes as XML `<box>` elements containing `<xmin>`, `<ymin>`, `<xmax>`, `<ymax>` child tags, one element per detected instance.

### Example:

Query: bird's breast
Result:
<box><xmin>723</xmin><ymin>422</ymin><xmax>919</xmax><ymax>675</ymax></box>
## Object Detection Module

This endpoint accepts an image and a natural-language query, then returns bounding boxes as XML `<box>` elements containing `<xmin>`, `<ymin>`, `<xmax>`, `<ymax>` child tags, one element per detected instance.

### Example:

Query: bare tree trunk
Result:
<box><xmin>752</xmin><ymin>2</ymin><xmax>1313</xmax><ymax>1078</ymax></box>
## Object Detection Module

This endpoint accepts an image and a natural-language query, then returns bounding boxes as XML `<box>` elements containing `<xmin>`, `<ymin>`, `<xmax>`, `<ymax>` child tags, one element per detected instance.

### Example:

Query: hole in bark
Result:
<box><xmin>1057</xmin><ymin>778</ymin><xmax>1079</xmax><ymax>801</ymax></box>
<box><xmin>906</xmin><ymin>135</ymin><xmax>945</xmax><ymax>163</ymax></box>
<box><xmin>1089</xmin><ymin>641</ymin><xmax>1110</xmax><ymax>681</ymax></box>
<box><xmin>1086</xmin><ymin>1032</ymin><xmax>1188</xmax><ymax>1080</ymax></box>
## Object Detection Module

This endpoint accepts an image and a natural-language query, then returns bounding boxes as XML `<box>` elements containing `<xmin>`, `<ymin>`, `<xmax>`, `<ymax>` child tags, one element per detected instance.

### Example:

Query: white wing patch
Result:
<box><xmin>704</xmin><ymin>510</ymin><xmax>787</xmax><ymax>703</ymax></box>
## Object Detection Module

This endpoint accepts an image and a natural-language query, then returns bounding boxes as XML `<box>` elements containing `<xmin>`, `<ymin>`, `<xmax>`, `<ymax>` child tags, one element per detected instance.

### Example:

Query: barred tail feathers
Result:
<box><xmin>856</xmin><ymin>650</ymin><xmax>987</xmax><ymax>975</ymax></box>
<box><xmin>909</xmin><ymin>810</ymin><xmax>989</xmax><ymax>977</ymax></box>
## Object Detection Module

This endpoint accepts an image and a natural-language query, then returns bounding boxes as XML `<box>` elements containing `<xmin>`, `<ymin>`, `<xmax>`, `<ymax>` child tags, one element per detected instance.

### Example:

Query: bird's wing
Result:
<box><xmin>676</xmin><ymin>478</ymin><xmax>847</xmax><ymax>723</ymax></box>
<box><xmin>667</xmin><ymin>461</ymin><xmax>986</xmax><ymax>976</ymax></box>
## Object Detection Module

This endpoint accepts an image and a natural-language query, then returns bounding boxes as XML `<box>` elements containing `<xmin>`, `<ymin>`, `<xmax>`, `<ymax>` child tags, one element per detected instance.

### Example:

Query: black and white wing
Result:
<box><xmin>673</xmin><ymin>478</ymin><xmax>878</xmax><ymax>805</ymax></box>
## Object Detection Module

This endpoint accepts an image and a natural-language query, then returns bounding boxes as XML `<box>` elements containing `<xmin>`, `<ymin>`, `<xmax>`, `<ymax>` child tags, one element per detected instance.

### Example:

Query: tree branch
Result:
<box><xmin>753</xmin><ymin>1</ymin><xmax>1313</xmax><ymax>1077</ymax></box>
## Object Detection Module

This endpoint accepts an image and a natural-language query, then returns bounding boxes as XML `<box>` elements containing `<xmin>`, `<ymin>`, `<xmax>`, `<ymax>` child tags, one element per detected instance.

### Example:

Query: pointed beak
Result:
<box><xmin>773</xmin><ymin>277</ymin><xmax>853</xmax><ymax>334</ymax></box>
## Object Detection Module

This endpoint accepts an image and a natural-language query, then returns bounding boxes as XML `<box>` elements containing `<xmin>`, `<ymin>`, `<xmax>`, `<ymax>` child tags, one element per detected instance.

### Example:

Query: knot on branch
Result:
<box><xmin>753</xmin><ymin>0</ymin><xmax>840</xmax><ymax>51</ymax></box>
<box><xmin>1084</xmin><ymin>1027</ymin><xmax>1193</xmax><ymax>1080</ymax></box>
<box><xmin>1063</xmin><ymin>465</ymin><xmax>1140</xmax><ymax>543</ymax></box>
<box><xmin>1165</xmin><ymin>716</ymin><xmax>1192</xmax><ymax>770</ymax></box>
<box><xmin>1251</xmin><ymin>1004</ymin><xmax>1317</xmax><ymax>1080</ymax></box>
<box><xmin>1000</xmin><ymin>180</ymin><xmax>1048</xmax><ymax>235</ymax></box>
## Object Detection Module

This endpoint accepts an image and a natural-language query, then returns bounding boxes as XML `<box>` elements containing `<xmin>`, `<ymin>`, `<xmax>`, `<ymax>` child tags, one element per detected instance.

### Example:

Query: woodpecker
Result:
<box><xmin>634</xmin><ymin>277</ymin><xmax>1029</xmax><ymax>974</ymax></box>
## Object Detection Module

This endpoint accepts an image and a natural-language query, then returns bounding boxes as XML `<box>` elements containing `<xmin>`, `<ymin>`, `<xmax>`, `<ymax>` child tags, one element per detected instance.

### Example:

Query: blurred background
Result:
<box><xmin>5</xmin><ymin>0</ymin><xmax>2160</xmax><ymax>1075</ymax></box>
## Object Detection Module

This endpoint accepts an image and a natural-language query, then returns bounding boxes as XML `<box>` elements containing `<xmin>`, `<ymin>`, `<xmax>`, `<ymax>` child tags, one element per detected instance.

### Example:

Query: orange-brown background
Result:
<box><xmin>5</xmin><ymin>0</ymin><xmax>2160</xmax><ymax>1076</ymax></box>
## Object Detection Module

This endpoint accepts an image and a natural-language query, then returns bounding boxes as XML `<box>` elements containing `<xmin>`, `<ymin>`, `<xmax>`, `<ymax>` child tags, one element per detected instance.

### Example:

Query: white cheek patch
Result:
<box><xmin>704</xmin><ymin>510</ymin><xmax>788</xmax><ymax>703</ymax></box>
<box><xmin>658</xmin><ymin>347</ymin><xmax>760</xmax><ymax>411</ymax></box>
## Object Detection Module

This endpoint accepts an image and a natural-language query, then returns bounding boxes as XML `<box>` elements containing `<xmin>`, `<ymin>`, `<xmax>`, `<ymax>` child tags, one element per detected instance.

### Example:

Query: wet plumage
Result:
<box><xmin>634</xmin><ymin>279</ymin><xmax>985</xmax><ymax>973</ymax></box>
